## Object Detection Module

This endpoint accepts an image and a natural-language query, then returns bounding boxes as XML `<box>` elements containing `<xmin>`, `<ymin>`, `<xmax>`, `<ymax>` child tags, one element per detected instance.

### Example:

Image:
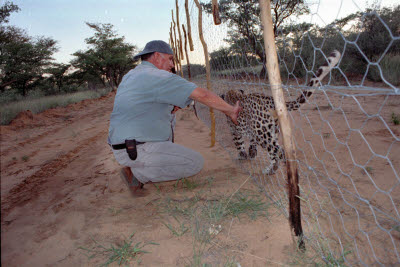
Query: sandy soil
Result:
<box><xmin>1</xmin><ymin>92</ymin><xmax>294</xmax><ymax>266</ymax></box>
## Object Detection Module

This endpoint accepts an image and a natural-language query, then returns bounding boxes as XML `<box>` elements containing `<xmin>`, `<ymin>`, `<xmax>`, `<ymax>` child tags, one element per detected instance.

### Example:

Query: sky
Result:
<box><xmin>6</xmin><ymin>0</ymin><xmax>399</xmax><ymax>64</ymax></box>
<box><xmin>7</xmin><ymin>0</ymin><xmax>176</xmax><ymax>63</ymax></box>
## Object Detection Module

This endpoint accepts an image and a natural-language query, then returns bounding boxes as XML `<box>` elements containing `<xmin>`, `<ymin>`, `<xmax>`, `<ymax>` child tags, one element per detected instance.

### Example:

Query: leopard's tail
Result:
<box><xmin>286</xmin><ymin>50</ymin><xmax>341</xmax><ymax>111</ymax></box>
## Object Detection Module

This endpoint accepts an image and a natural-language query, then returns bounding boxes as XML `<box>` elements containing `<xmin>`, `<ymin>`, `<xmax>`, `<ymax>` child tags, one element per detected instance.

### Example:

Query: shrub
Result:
<box><xmin>369</xmin><ymin>53</ymin><xmax>400</xmax><ymax>86</ymax></box>
<box><xmin>0</xmin><ymin>89</ymin><xmax>110</xmax><ymax>125</ymax></box>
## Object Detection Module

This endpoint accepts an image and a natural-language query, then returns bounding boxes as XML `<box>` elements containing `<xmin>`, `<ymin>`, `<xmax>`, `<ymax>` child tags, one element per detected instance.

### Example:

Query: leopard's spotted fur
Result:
<box><xmin>222</xmin><ymin>50</ymin><xmax>341</xmax><ymax>175</ymax></box>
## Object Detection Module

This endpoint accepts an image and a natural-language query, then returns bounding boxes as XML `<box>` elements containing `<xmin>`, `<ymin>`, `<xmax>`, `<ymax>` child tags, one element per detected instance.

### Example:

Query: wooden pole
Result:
<box><xmin>177</xmin><ymin>42</ymin><xmax>183</xmax><ymax>77</ymax></box>
<box><xmin>175</xmin><ymin>0</ymin><xmax>184</xmax><ymax>60</ymax></box>
<box><xmin>182</xmin><ymin>24</ymin><xmax>191</xmax><ymax>79</ymax></box>
<box><xmin>212</xmin><ymin>0</ymin><xmax>221</xmax><ymax>25</ymax></box>
<box><xmin>169</xmin><ymin>25</ymin><xmax>178</xmax><ymax>73</ymax></box>
<box><xmin>185</xmin><ymin>0</ymin><xmax>194</xmax><ymax>51</ymax></box>
<box><xmin>193</xmin><ymin>0</ymin><xmax>215</xmax><ymax>147</ymax></box>
<box><xmin>171</xmin><ymin>11</ymin><xmax>178</xmax><ymax>66</ymax></box>
<box><xmin>259</xmin><ymin>0</ymin><xmax>304</xmax><ymax>249</ymax></box>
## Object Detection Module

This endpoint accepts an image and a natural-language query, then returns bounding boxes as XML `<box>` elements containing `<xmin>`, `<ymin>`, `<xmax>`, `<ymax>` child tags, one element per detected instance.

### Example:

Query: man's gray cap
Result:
<box><xmin>133</xmin><ymin>40</ymin><xmax>174</xmax><ymax>60</ymax></box>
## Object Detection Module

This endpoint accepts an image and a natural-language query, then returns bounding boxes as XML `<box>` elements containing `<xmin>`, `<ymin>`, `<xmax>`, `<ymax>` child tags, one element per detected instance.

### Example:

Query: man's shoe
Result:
<box><xmin>119</xmin><ymin>167</ymin><xmax>144</xmax><ymax>194</ymax></box>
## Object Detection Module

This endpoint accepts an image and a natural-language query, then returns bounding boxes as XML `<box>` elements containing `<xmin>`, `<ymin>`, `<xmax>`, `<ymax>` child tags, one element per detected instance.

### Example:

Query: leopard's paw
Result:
<box><xmin>238</xmin><ymin>151</ymin><xmax>248</xmax><ymax>160</ymax></box>
<box><xmin>262</xmin><ymin>167</ymin><xmax>275</xmax><ymax>175</ymax></box>
<box><xmin>249</xmin><ymin>146</ymin><xmax>257</xmax><ymax>158</ymax></box>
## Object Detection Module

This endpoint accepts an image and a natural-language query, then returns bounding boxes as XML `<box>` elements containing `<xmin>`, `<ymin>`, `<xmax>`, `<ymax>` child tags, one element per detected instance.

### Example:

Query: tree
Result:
<box><xmin>71</xmin><ymin>23</ymin><xmax>137</xmax><ymax>90</ymax></box>
<box><xmin>182</xmin><ymin>64</ymin><xmax>206</xmax><ymax>78</ymax></box>
<box><xmin>335</xmin><ymin>5</ymin><xmax>400</xmax><ymax>84</ymax></box>
<box><xmin>0</xmin><ymin>2</ymin><xmax>58</xmax><ymax>96</ymax></box>
<box><xmin>0</xmin><ymin>1</ymin><xmax>19</xmax><ymax>24</ymax></box>
<box><xmin>45</xmin><ymin>63</ymin><xmax>71</xmax><ymax>92</ymax></box>
<box><xmin>202</xmin><ymin>0</ymin><xmax>310</xmax><ymax>78</ymax></box>
<box><xmin>209</xmin><ymin>47</ymin><xmax>258</xmax><ymax>71</ymax></box>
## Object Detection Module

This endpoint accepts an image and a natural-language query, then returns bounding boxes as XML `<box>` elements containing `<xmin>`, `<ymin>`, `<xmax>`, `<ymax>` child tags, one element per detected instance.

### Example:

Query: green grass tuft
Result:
<box><xmin>78</xmin><ymin>232</ymin><xmax>158</xmax><ymax>266</ymax></box>
<box><xmin>162</xmin><ymin>217</ymin><xmax>189</xmax><ymax>237</ymax></box>
<box><xmin>365</xmin><ymin>166</ymin><xmax>374</xmax><ymax>175</ymax></box>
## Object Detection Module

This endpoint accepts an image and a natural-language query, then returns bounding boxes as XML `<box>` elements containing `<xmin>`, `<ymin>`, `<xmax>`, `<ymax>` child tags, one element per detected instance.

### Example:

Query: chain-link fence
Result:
<box><xmin>171</xmin><ymin>0</ymin><xmax>400</xmax><ymax>265</ymax></box>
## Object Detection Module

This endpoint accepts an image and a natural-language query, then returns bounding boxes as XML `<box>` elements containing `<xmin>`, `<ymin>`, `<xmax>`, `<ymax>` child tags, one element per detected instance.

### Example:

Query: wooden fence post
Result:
<box><xmin>171</xmin><ymin>10</ymin><xmax>181</xmax><ymax>74</ymax></box>
<box><xmin>169</xmin><ymin>26</ymin><xmax>178</xmax><ymax>72</ymax></box>
<box><xmin>193</xmin><ymin>0</ymin><xmax>215</xmax><ymax>147</ymax></box>
<box><xmin>259</xmin><ymin>0</ymin><xmax>304</xmax><ymax>249</ymax></box>
<box><xmin>185</xmin><ymin>0</ymin><xmax>194</xmax><ymax>51</ymax></box>
<box><xmin>182</xmin><ymin>24</ymin><xmax>191</xmax><ymax>79</ymax></box>
<box><xmin>175</xmin><ymin>0</ymin><xmax>184</xmax><ymax>60</ymax></box>
<box><xmin>212</xmin><ymin>0</ymin><xmax>221</xmax><ymax>25</ymax></box>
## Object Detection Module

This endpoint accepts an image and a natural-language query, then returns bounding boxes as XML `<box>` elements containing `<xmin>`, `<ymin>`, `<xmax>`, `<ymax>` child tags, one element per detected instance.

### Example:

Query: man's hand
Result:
<box><xmin>228</xmin><ymin>101</ymin><xmax>242</xmax><ymax>125</ymax></box>
<box><xmin>189</xmin><ymin>87</ymin><xmax>242</xmax><ymax>124</ymax></box>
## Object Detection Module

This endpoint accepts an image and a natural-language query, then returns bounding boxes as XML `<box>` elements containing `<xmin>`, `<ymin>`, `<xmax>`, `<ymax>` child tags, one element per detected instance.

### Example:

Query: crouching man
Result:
<box><xmin>108</xmin><ymin>40</ymin><xmax>240</xmax><ymax>195</ymax></box>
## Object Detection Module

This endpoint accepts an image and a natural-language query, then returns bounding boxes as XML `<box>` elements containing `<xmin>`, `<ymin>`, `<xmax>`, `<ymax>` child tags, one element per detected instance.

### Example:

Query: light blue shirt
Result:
<box><xmin>108</xmin><ymin>61</ymin><xmax>197</xmax><ymax>144</ymax></box>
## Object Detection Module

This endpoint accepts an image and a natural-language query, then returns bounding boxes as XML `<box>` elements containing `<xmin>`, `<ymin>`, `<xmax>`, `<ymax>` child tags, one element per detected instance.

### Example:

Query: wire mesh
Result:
<box><xmin>173</xmin><ymin>0</ymin><xmax>400</xmax><ymax>265</ymax></box>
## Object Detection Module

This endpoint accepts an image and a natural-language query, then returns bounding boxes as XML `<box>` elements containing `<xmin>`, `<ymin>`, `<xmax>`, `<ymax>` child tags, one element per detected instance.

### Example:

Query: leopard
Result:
<box><xmin>221</xmin><ymin>50</ymin><xmax>341</xmax><ymax>175</ymax></box>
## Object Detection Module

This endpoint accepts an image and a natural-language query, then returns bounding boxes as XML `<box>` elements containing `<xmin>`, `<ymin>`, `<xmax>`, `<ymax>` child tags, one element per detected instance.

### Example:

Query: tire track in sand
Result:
<box><xmin>1</xmin><ymin>129</ymin><xmax>107</xmax><ymax>221</ymax></box>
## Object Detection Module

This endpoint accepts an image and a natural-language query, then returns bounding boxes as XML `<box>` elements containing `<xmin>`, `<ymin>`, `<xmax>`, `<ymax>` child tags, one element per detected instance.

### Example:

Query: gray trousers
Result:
<box><xmin>112</xmin><ymin>141</ymin><xmax>204</xmax><ymax>183</ymax></box>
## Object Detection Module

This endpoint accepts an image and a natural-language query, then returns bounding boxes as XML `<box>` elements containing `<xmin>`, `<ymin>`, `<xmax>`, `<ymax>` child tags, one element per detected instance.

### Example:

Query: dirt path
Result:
<box><xmin>1</xmin><ymin>93</ymin><xmax>293</xmax><ymax>266</ymax></box>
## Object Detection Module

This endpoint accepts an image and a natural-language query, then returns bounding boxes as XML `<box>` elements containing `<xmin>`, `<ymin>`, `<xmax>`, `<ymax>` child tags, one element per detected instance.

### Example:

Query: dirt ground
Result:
<box><xmin>1</xmin><ymin>92</ymin><xmax>295</xmax><ymax>266</ymax></box>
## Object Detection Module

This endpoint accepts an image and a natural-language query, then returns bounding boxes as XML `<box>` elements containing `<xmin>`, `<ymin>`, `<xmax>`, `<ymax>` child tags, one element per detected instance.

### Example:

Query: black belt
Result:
<box><xmin>112</xmin><ymin>142</ymin><xmax>145</xmax><ymax>150</ymax></box>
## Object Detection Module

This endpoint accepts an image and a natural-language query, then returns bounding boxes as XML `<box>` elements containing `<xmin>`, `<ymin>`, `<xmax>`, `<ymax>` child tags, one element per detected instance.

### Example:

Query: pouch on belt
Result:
<box><xmin>125</xmin><ymin>139</ymin><xmax>138</xmax><ymax>160</ymax></box>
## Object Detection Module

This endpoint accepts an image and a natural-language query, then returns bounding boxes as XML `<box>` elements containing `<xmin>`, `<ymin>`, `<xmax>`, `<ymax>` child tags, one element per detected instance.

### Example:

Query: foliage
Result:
<box><xmin>203</xmin><ymin>1</ymin><xmax>398</xmax><ymax>85</ymax></box>
<box><xmin>345</xmin><ymin>6</ymin><xmax>400</xmax><ymax>61</ymax></box>
<box><xmin>45</xmin><ymin>63</ymin><xmax>71</xmax><ymax>92</ymax></box>
<box><xmin>331</xmin><ymin>5</ymin><xmax>400</xmax><ymax>83</ymax></box>
<box><xmin>202</xmin><ymin>0</ymin><xmax>310</xmax><ymax>78</ymax></box>
<box><xmin>182</xmin><ymin>64</ymin><xmax>206</xmax><ymax>78</ymax></box>
<box><xmin>0</xmin><ymin>2</ymin><xmax>58</xmax><ymax>96</ymax></box>
<box><xmin>71</xmin><ymin>23</ymin><xmax>137</xmax><ymax>90</ymax></box>
<box><xmin>0</xmin><ymin>1</ymin><xmax>19</xmax><ymax>24</ymax></box>
<box><xmin>369</xmin><ymin>53</ymin><xmax>400</xmax><ymax>86</ymax></box>
<box><xmin>209</xmin><ymin>47</ymin><xmax>259</xmax><ymax>71</ymax></box>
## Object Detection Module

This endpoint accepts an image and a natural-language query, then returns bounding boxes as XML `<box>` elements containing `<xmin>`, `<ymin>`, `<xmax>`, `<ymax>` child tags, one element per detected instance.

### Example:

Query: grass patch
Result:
<box><xmin>204</xmin><ymin>191</ymin><xmax>269</xmax><ymax>223</ymax></box>
<box><xmin>181</xmin><ymin>178</ymin><xmax>201</xmax><ymax>190</ymax></box>
<box><xmin>0</xmin><ymin>88</ymin><xmax>111</xmax><ymax>125</ymax></box>
<box><xmin>156</xmin><ymin>187</ymin><xmax>270</xmax><ymax>265</ymax></box>
<box><xmin>212</xmin><ymin>65</ymin><xmax>263</xmax><ymax>77</ymax></box>
<box><xmin>292</xmin><ymin>186</ymin><xmax>354</xmax><ymax>266</ymax></box>
<box><xmin>322</xmin><ymin>133</ymin><xmax>331</xmax><ymax>139</ymax></box>
<box><xmin>162</xmin><ymin>217</ymin><xmax>189</xmax><ymax>237</ymax></box>
<box><xmin>370</xmin><ymin>53</ymin><xmax>400</xmax><ymax>86</ymax></box>
<box><xmin>290</xmin><ymin>241</ymin><xmax>352</xmax><ymax>267</ymax></box>
<box><xmin>158</xmin><ymin>190</ymin><xmax>269</xmax><ymax>224</ymax></box>
<box><xmin>391</xmin><ymin>113</ymin><xmax>400</xmax><ymax>125</ymax></box>
<box><xmin>365</xmin><ymin>166</ymin><xmax>374</xmax><ymax>175</ymax></box>
<box><xmin>173</xmin><ymin>177</ymin><xmax>211</xmax><ymax>191</ymax></box>
<box><xmin>108</xmin><ymin>207</ymin><xmax>122</xmax><ymax>216</ymax></box>
<box><xmin>78</xmin><ymin>232</ymin><xmax>158</xmax><ymax>266</ymax></box>
<box><xmin>21</xmin><ymin>155</ymin><xmax>29</xmax><ymax>162</ymax></box>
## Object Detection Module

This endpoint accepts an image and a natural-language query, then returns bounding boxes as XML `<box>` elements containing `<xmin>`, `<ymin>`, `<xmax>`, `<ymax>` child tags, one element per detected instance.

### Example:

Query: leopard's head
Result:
<box><xmin>221</xmin><ymin>89</ymin><xmax>244</xmax><ymax>105</ymax></box>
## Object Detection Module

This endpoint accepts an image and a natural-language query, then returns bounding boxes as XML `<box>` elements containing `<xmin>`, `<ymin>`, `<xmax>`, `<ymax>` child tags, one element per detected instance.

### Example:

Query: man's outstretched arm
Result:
<box><xmin>189</xmin><ymin>87</ymin><xmax>241</xmax><ymax>124</ymax></box>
